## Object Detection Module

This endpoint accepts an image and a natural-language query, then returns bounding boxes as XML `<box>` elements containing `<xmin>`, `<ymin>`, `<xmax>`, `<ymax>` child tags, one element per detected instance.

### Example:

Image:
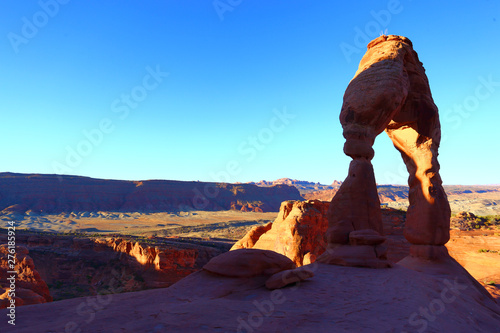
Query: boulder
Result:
<box><xmin>203</xmin><ymin>249</ymin><xmax>295</xmax><ymax>278</ymax></box>
<box><xmin>265</xmin><ymin>265</ymin><xmax>315</xmax><ymax>290</ymax></box>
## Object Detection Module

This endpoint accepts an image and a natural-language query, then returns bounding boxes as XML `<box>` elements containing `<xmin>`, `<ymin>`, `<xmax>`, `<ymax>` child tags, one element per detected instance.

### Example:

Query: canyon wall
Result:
<box><xmin>0</xmin><ymin>231</ymin><xmax>229</xmax><ymax>305</ymax></box>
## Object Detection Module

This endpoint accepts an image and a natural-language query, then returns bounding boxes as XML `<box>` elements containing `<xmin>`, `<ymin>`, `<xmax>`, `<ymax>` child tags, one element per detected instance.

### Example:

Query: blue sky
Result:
<box><xmin>1</xmin><ymin>0</ymin><xmax>499</xmax><ymax>185</ymax></box>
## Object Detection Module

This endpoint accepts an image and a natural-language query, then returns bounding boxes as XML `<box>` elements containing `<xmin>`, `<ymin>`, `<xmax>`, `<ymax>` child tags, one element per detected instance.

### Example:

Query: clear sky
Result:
<box><xmin>1</xmin><ymin>0</ymin><xmax>499</xmax><ymax>185</ymax></box>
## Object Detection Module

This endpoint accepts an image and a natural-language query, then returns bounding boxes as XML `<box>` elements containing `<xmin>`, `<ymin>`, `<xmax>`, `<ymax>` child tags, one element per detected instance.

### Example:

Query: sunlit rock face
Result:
<box><xmin>231</xmin><ymin>200</ymin><xmax>329</xmax><ymax>266</ymax></box>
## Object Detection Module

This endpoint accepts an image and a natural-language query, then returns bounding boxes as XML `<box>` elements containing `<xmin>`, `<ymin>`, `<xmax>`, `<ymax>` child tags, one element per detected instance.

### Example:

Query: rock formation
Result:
<box><xmin>231</xmin><ymin>200</ymin><xmax>329</xmax><ymax>266</ymax></box>
<box><xmin>203</xmin><ymin>248</ymin><xmax>296</xmax><ymax>278</ymax></box>
<box><xmin>230</xmin><ymin>222</ymin><xmax>273</xmax><ymax>250</ymax></box>
<box><xmin>0</xmin><ymin>245</ymin><xmax>52</xmax><ymax>308</ymax></box>
<box><xmin>318</xmin><ymin>35</ymin><xmax>450</xmax><ymax>268</ymax></box>
<box><xmin>232</xmin><ymin>200</ymin><xmax>414</xmax><ymax>266</ymax></box>
<box><xmin>203</xmin><ymin>248</ymin><xmax>315</xmax><ymax>291</ymax></box>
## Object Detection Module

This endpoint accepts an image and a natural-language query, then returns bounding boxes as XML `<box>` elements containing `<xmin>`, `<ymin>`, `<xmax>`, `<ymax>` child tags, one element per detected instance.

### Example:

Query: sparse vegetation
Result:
<box><xmin>478</xmin><ymin>249</ymin><xmax>499</xmax><ymax>254</ymax></box>
<box><xmin>452</xmin><ymin>213</ymin><xmax>500</xmax><ymax>231</ymax></box>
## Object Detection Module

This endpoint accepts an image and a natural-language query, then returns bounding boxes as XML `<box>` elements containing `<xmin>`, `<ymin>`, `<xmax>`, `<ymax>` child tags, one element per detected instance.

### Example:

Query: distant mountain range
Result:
<box><xmin>250</xmin><ymin>178</ymin><xmax>500</xmax><ymax>205</ymax></box>
<box><xmin>248</xmin><ymin>178</ymin><xmax>409</xmax><ymax>202</ymax></box>
<box><xmin>248</xmin><ymin>178</ymin><xmax>342</xmax><ymax>195</ymax></box>
<box><xmin>0</xmin><ymin>173</ymin><xmax>302</xmax><ymax>214</ymax></box>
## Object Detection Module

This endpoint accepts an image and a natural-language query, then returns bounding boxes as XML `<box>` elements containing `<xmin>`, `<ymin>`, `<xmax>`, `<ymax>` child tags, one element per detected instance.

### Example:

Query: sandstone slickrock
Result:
<box><xmin>203</xmin><ymin>248</ymin><xmax>296</xmax><ymax>278</ymax></box>
<box><xmin>320</xmin><ymin>35</ymin><xmax>450</xmax><ymax>267</ymax></box>
<box><xmin>3</xmin><ymin>261</ymin><xmax>499</xmax><ymax>332</ymax></box>
<box><xmin>231</xmin><ymin>200</ymin><xmax>329</xmax><ymax>266</ymax></box>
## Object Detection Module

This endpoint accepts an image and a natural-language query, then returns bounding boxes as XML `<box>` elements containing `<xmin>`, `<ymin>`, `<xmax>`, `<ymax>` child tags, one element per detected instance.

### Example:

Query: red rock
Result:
<box><xmin>317</xmin><ymin>244</ymin><xmax>392</xmax><ymax>268</ymax></box>
<box><xmin>0</xmin><ymin>287</ymin><xmax>46</xmax><ymax>307</ymax></box>
<box><xmin>203</xmin><ymin>249</ymin><xmax>296</xmax><ymax>278</ymax></box>
<box><xmin>326</xmin><ymin>219</ymin><xmax>354</xmax><ymax>245</ymax></box>
<box><xmin>265</xmin><ymin>265</ymin><xmax>315</xmax><ymax>290</ymax></box>
<box><xmin>232</xmin><ymin>201</ymin><xmax>407</xmax><ymax>267</ymax></box>
<box><xmin>235</xmin><ymin>200</ymin><xmax>329</xmax><ymax>266</ymax></box>
<box><xmin>325</xmin><ymin>35</ymin><xmax>450</xmax><ymax>269</ymax></box>
<box><xmin>129</xmin><ymin>242</ymin><xmax>157</xmax><ymax>266</ymax></box>
<box><xmin>0</xmin><ymin>245</ymin><xmax>52</xmax><ymax>308</ymax></box>
<box><xmin>230</xmin><ymin>222</ymin><xmax>272</xmax><ymax>250</ymax></box>
<box><xmin>302</xmin><ymin>252</ymin><xmax>316</xmax><ymax>265</ymax></box>
<box><xmin>326</xmin><ymin>160</ymin><xmax>383</xmax><ymax>246</ymax></box>
<box><xmin>349</xmin><ymin>229</ymin><xmax>386</xmax><ymax>246</ymax></box>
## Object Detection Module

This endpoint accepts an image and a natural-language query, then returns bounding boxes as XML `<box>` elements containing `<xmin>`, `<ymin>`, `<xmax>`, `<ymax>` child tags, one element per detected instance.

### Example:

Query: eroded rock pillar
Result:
<box><xmin>386</xmin><ymin>124</ymin><xmax>450</xmax><ymax>246</ymax></box>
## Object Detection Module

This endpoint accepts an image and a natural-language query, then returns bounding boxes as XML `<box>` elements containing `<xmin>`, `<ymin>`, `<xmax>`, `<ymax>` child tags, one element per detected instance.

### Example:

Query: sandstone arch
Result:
<box><xmin>319</xmin><ymin>35</ymin><xmax>451</xmax><ymax>267</ymax></box>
